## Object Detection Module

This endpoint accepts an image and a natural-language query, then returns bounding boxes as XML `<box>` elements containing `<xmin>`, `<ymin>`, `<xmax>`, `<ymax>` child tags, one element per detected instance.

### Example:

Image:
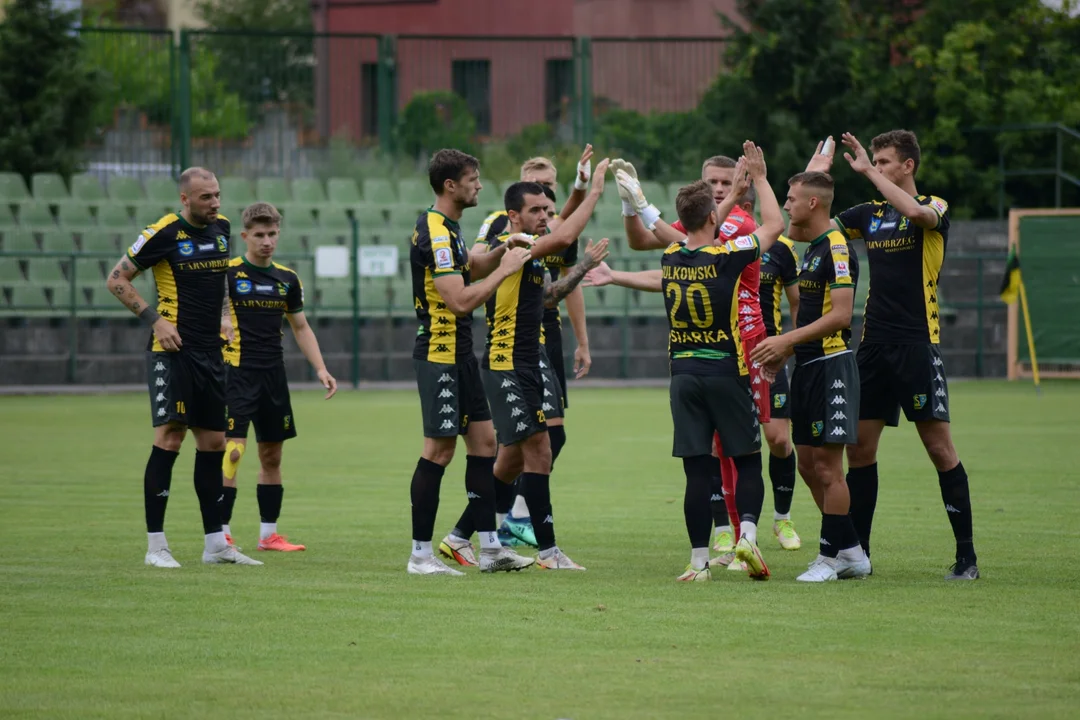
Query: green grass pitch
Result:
<box><xmin>1</xmin><ymin>381</ymin><xmax>1078</xmax><ymax>719</ymax></box>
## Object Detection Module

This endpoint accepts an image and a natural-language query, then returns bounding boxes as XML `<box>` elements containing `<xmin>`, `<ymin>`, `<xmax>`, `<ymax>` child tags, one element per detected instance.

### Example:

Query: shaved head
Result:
<box><xmin>179</xmin><ymin>167</ymin><xmax>216</xmax><ymax>194</ymax></box>
<box><xmin>178</xmin><ymin>167</ymin><xmax>220</xmax><ymax>227</ymax></box>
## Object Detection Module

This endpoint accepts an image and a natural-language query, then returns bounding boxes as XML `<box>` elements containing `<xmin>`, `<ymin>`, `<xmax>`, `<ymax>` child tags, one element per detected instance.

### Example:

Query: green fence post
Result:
<box><xmin>620</xmin><ymin>259</ymin><xmax>630</xmax><ymax>379</ymax></box>
<box><xmin>377</xmin><ymin>35</ymin><xmax>397</xmax><ymax>156</ymax></box>
<box><xmin>169</xmin><ymin>33</ymin><xmax>178</xmax><ymax>175</ymax></box>
<box><xmin>997</xmin><ymin>144</ymin><xmax>1005</xmax><ymax>221</ymax></box>
<box><xmin>577</xmin><ymin>37</ymin><xmax>593</xmax><ymax>143</ymax></box>
<box><xmin>975</xmin><ymin>257</ymin><xmax>984</xmax><ymax>378</ymax></box>
<box><xmin>351</xmin><ymin>217</ymin><xmax>361</xmax><ymax>388</ymax></box>
<box><xmin>68</xmin><ymin>252</ymin><xmax>78</xmax><ymax>384</ymax></box>
<box><xmin>177</xmin><ymin>30</ymin><xmax>192</xmax><ymax>174</ymax></box>
<box><xmin>1056</xmin><ymin>124</ymin><xmax>1063</xmax><ymax>208</ymax></box>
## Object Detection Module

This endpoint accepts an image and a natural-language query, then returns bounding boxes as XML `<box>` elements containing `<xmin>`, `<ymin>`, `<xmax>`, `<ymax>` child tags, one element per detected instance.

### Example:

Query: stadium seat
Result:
<box><xmin>80</xmin><ymin>231</ymin><xmax>120</xmax><ymax>255</ymax></box>
<box><xmin>255</xmin><ymin>177</ymin><xmax>291</xmax><ymax>206</ymax></box>
<box><xmin>133</xmin><ymin>202</ymin><xmax>173</xmax><ymax>228</ymax></box>
<box><xmin>73</xmin><ymin>257</ymin><xmax>105</xmax><ymax>285</ymax></box>
<box><xmin>281</xmin><ymin>204</ymin><xmax>318</xmax><ymax>231</ymax></box>
<box><xmin>592</xmin><ymin>204</ymin><xmax>625</xmax><ymax>228</ymax></box>
<box><xmin>291</xmin><ymin>178</ymin><xmax>327</xmax><ymax>206</ymax></box>
<box><xmin>640</xmin><ymin>181</ymin><xmax>666</xmax><ymax>207</ymax></box>
<box><xmin>352</xmin><ymin>204</ymin><xmax>388</xmax><ymax>231</ymax></box>
<box><xmin>0</xmin><ymin>172</ymin><xmax>30</xmax><ymax>202</ymax></box>
<box><xmin>221</xmin><ymin>177</ymin><xmax>255</xmax><ymax>205</ymax></box>
<box><xmin>597</xmin><ymin>284</ymin><xmax>629</xmax><ymax>314</ymax></box>
<box><xmin>318</xmin><ymin>278</ymin><xmax>354</xmax><ymax>310</ymax></box>
<box><xmin>3</xmin><ymin>229</ymin><xmax>38</xmax><ymax>253</ymax></box>
<box><xmin>320</xmin><ymin>208</ymin><xmax>353</xmax><ymax>232</ymax></box>
<box><xmin>397</xmin><ymin>179</ymin><xmax>432</xmax><ymax>207</ymax></box>
<box><xmin>31</xmin><ymin>173</ymin><xmax>70</xmax><ymax>204</ymax></box>
<box><xmin>40</xmin><ymin>230</ymin><xmax>77</xmax><ymax>254</ymax></box>
<box><xmin>143</xmin><ymin>177</ymin><xmax>177</xmax><ymax>204</ymax></box>
<box><xmin>219</xmin><ymin>205</ymin><xmax>246</xmax><ymax>226</ymax></box>
<box><xmin>0</xmin><ymin>204</ymin><xmax>17</xmax><ymax>228</ymax></box>
<box><xmin>359</xmin><ymin>277</ymin><xmax>392</xmax><ymax>314</ymax></box>
<box><xmin>18</xmin><ymin>202</ymin><xmax>56</xmax><ymax>229</ymax></box>
<box><xmin>71</xmin><ymin>174</ymin><xmax>107</xmax><ymax>207</ymax></box>
<box><xmin>9</xmin><ymin>285</ymin><xmax>49</xmax><ymax>310</ymax></box>
<box><xmin>362</xmin><ymin>179</ymin><xmax>397</xmax><ymax>204</ymax></box>
<box><xmin>58</xmin><ymin>204</ymin><xmax>95</xmax><ymax>229</ymax></box>
<box><xmin>0</xmin><ymin>257</ymin><xmax>25</xmax><ymax>284</ymax></box>
<box><xmin>327</xmin><ymin>177</ymin><xmax>362</xmax><ymax>206</ymax></box>
<box><xmin>311</xmin><ymin>229</ymin><xmax>349</xmax><ymax>248</ymax></box>
<box><xmin>667</xmin><ymin>181</ymin><xmax>696</xmax><ymax>199</ymax></box>
<box><xmin>98</xmin><ymin>204</ymin><xmax>134</xmax><ymax>229</ymax></box>
<box><xmin>107</xmin><ymin>176</ymin><xmax>146</xmax><ymax>205</ymax></box>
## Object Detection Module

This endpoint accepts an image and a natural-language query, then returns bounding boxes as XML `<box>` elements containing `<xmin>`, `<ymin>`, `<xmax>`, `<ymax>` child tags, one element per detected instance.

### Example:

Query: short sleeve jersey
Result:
<box><xmin>794</xmin><ymin>230</ymin><xmax>859</xmax><ymax>366</ymax></box>
<box><xmin>411</xmin><ymin>209</ymin><xmax>473</xmax><ymax>364</ymax></box>
<box><xmin>482</xmin><ymin>232</ymin><xmax>548</xmax><ymax>371</ymax></box>
<box><xmin>222</xmin><ymin>257</ymin><xmax>303</xmax><ymax>369</ymax></box>
<box><xmin>672</xmin><ymin>207</ymin><xmax>764</xmax><ymax>339</ymax></box>
<box><xmin>662</xmin><ymin>234</ymin><xmax>761</xmax><ymax>377</ymax></box>
<box><xmin>759</xmin><ymin>236</ymin><xmax>800</xmax><ymax>337</ymax></box>
<box><xmin>126</xmin><ymin>213</ymin><xmax>231</xmax><ymax>352</ymax></box>
<box><xmin>834</xmin><ymin>195</ymin><xmax>950</xmax><ymax>345</ymax></box>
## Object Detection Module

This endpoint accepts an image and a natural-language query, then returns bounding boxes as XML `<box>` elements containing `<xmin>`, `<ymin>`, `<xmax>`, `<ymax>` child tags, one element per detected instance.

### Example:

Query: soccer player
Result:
<box><xmin>216</xmin><ymin>202</ymin><xmax>337</xmax><ymax>553</ymax></box>
<box><xmin>751</xmin><ymin>171</ymin><xmax>871</xmax><ymax>582</ymax></box>
<box><xmin>478</xmin><ymin>176</ymin><xmax>610</xmax><ymax>570</ymax></box>
<box><xmin>814</xmin><ymin>131</ymin><xmax>979</xmax><ymax>580</ymax></box>
<box><xmin>586</xmin><ymin>143</ymin><xmax>785</xmax><ymax>580</ymax></box>
<box><xmin>461</xmin><ymin>148</ymin><xmax>594</xmax><ymax>549</ymax></box>
<box><xmin>407</xmin><ymin>149</ymin><xmax>537</xmax><ymax>576</ymax></box>
<box><xmin>106</xmin><ymin>166</ymin><xmax>260</xmax><ymax>567</ymax></box>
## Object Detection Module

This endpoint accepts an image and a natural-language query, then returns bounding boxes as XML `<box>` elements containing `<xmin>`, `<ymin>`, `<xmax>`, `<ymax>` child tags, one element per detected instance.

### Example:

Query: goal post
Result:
<box><xmin>1007</xmin><ymin>209</ymin><xmax>1080</xmax><ymax>380</ymax></box>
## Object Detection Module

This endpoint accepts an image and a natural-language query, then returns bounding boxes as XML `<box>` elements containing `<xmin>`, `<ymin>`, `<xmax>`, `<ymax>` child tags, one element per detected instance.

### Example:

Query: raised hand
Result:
<box><xmin>842</xmin><ymin>132</ymin><xmax>873</xmax><ymax>173</ymax></box>
<box><xmin>805</xmin><ymin>136</ymin><xmax>835</xmax><ymax>173</ymax></box>
<box><xmin>742</xmin><ymin>140</ymin><xmax>767</xmax><ymax>180</ymax></box>
<box><xmin>730</xmin><ymin>156</ymin><xmax>751</xmax><ymax>199</ymax></box>
<box><xmin>583</xmin><ymin>260</ymin><xmax>613</xmax><ymax>287</ymax></box>
<box><xmin>500</xmin><ymin>246</ymin><xmax>531</xmax><ymax>273</ymax></box>
<box><xmin>574</xmin><ymin>144</ymin><xmax>594</xmax><ymax>190</ymax></box>
<box><xmin>615</xmin><ymin>170</ymin><xmax>650</xmax><ymax>213</ymax></box>
<box><xmin>582</xmin><ymin>238</ymin><xmax>611</xmax><ymax>269</ymax></box>
<box><xmin>590</xmin><ymin>158</ymin><xmax>611</xmax><ymax>195</ymax></box>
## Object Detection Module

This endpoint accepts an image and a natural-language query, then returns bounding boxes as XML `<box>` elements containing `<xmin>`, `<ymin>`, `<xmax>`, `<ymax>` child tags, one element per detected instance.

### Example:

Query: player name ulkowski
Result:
<box><xmin>662</xmin><ymin>265</ymin><xmax>719</xmax><ymax>281</ymax></box>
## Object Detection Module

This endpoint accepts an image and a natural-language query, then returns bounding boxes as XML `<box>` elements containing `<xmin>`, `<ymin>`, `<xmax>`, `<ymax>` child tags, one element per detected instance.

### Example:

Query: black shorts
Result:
<box><xmin>146</xmin><ymin>349</ymin><xmax>227</xmax><ymax>431</ymax></box>
<box><xmin>857</xmin><ymin>342</ymin><xmax>951</xmax><ymax>426</ymax></box>
<box><xmin>539</xmin><ymin>344</ymin><xmax>565</xmax><ymax>420</ymax></box>
<box><xmin>482</xmin><ymin>367</ymin><xmax>548</xmax><ymax>446</ymax></box>
<box><xmin>415</xmin><ymin>356</ymin><xmax>491</xmax><ymax>438</ymax></box>
<box><xmin>543</xmin><ymin>320</ymin><xmax>569</xmax><ymax>409</ymax></box>
<box><xmin>669</xmin><ymin>374</ymin><xmax>761</xmax><ymax>458</ymax></box>
<box><xmin>225</xmin><ymin>364</ymin><xmax>296</xmax><ymax>443</ymax></box>
<box><xmin>769</xmin><ymin>362</ymin><xmax>791</xmax><ymax>420</ymax></box>
<box><xmin>791</xmin><ymin>353</ymin><xmax>860</xmax><ymax>447</ymax></box>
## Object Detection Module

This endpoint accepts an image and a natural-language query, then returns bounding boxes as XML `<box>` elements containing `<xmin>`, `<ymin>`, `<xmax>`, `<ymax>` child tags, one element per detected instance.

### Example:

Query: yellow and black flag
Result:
<box><xmin>999</xmin><ymin>247</ymin><xmax>1021</xmax><ymax>304</ymax></box>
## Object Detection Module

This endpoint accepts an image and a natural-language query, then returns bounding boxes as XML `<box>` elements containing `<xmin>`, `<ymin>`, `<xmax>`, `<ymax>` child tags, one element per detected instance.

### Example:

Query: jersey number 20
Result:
<box><xmin>666</xmin><ymin>282</ymin><xmax>714</xmax><ymax>329</ymax></box>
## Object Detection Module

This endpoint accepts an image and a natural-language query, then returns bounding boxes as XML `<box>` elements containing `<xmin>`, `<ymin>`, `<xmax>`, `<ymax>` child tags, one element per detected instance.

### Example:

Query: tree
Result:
<box><xmin>397</xmin><ymin>91</ymin><xmax>478</xmax><ymax>161</ymax></box>
<box><xmin>0</xmin><ymin>0</ymin><xmax>103</xmax><ymax>180</ymax></box>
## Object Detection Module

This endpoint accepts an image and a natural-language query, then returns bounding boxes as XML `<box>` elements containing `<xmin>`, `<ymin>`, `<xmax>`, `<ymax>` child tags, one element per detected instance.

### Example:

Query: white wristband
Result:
<box><xmin>621</xmin><ymin>199</ymin><xmax>636</xmax><ymax>217</ymax></box>
<box><xmin>640</xmin><ymin>204</ymin><xmax>661</xmax><ymax>230</ymax></box>
<box><xmin>574</xmin><ymin>176</ymin><xmax>588</xmax><ymax>191</ymax></box>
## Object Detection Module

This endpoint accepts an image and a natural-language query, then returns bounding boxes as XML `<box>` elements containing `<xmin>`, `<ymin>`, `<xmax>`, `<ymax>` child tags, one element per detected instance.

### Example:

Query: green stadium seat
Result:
<box><xmin>359</xmin><ymin>278</ymin><xmax>392</xmax><ymax>314</ymax></box>
<box><xmin>0</xmin><ymin>172</ymin><xmax>30</xmax><ymax>202</ymax></box>
<box><xmin>397</xmin><ymin>179</ymin><xmax>432</xmax><ymax>207</ymax></box>
<box><xmin>132</xmin><ymin>270</ymin><xmax>156</xmax><ymax>300</ymax></box>
<box><xmin>318</xmin><ymin>278</ymin><xmax>354</xmax><ymax>310</ymax></box>
<box><xmin>362</xmin><ymin>179</ymin><xmax>397</xmax><ymax>204</ymax></box>
<box><xmin>597</xmin><ymin>284</ymin><xmax>629</xmax><ymax>314</ymax></box>
<box><xmin>255</xmin><ymin>177</ymin><xmax>290</xmax><ymax>206</ymax></box>
<box><xmin>26</xmin><ymin>258</ymin><xmax>66</xmax><ymax>284</ymax></box>
<box><xmin>0</xmin><ymin>204</ymin><xmax>17</xmax><ymax>228</ymax></box>
<box><xmin>133</xmin><ymin>202</ymin><xmax>174</xmax><ymax>228</ymax></box>
<box><xmin>107</xmin><ymin>176</ymin><xmax>146</xmax><ymax>204</ymax></box>
<box><xmin>311</xmin><ymin>229</ymin><xmax>348</xmax><ymax>247</ymax></box>
<box><xmin>0</xmin><ymin>257</ymin><xmax>25</xmax><ymax>283</ymax></box>
<box><xmin>9</xmin><ymin>285</ymin><xmax>49</xmax><ymax>310</ymax></box>
<box><xmin>387</xmin><ymin>204</ymin><xmax>422</xmax><ymax>229</ymax></box>
<box><xmin>327</xmin><ymin>177</ymin><xmax>362</xmax><ymax>206</ymax></box>
<box><xmin>98</xmin><ymin>204</ymin><xmax>134</xmax><ymax>229</ymax></box>
<box><xmin>58</xmin><ymin>204</ymin><xmax>95</xmax><ymax>228</ymax></box>
<box><xmin>320</xmin><ymin>208</ymin><xmax>353</xmax><ymax>232</ymax></box>
<box><xmin>3</xmin><ymin>229</ymin><xmax>38</xmax><ymax>253</ymax></box>
<box><xmin>73</xmin><ymin>258</ymin><xmax>105</xmax><ymax>286</ymax></box>
<box><xmin>31</xmin><ymin>173</ymin><xmax>70</xmax><ymax>204</ymax></box>
<box><xmin>80</xmin><ymin>231</ymin><xmax>120</xmax><ymax>255</ymax></box>
<box><xmin>18</xmin><ymin>202</ymin><xmax>56</xmax><ymax>229</ymax></box>
<box><xmin>40</xmin><ymin>230</ymin><xmax>77</xmax><ymax>254</ymax></box>
<box><xmin>291</xmin><ymin>178</ymin><xmax>327</xmax><ymax>206</ymax></box>
<box><xmin>280</xmin><ymin>204</ymin><xmax>318</xmax><ymax>232</ymax></box>
<box><xmin>71</xmin><ymin>174</ymin><xmax>107</xmax><ymax>206</ymax></box>
<box><xmin>143</xmin><ymin>177</ymin><xmax>177</xmax><ymax>204</ymax></box>
<box><xmin>592</xmin><ymin>205</ymin><xmax>625</xmax><ymax>228</ymax></box>
<box><xmin>220</xmin><ymin>177</ymin><xmax>255</xmax><ymax>205</ymax></box>
<box><xmin>639</xmin><ymin>181</ymin><xmax>666</xmax><ymax>206</ymax></box>
<box><xmin>219</xmin><ymin>205</ymin><xmax>246</xmax><ymax>226</ymax></box>
<box><xmin>352</xmin><ymin>204</ymin><xmax>388</xmax><ymax>230</ymax></box>
<box><xmin>667</xmin><ymin>181</ymin><xmax>696</xmax><ymax>199</ymax></box>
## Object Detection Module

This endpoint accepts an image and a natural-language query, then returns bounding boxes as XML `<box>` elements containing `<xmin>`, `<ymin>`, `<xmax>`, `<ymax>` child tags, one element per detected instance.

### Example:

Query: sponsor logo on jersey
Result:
<box><xmin>435</xmin><ymin>247</ymin><xmax>453</xmax><ymax>269</ymax></box>
<box><xmin>177</xmin><ymin>240</ymin><xmax>194</xmax><ymax>256</ymax></box>
<box><xmin>235</xmin><ymin>279</ymin><xmax>252</xmax><ymax>294</ymax></box>
<box><xmin>835</xmin><ymin>260</ymin><xmax>849</xmax><ymax>278</ymax></box>
<box><xmin>720</xmin><ymin>221</ymin><xmax>740</xmax><ymax>238</ymax></box>
<box><xmin>217</xmin><ymin>235</ymin><xmax>228</xmax><ymax>253</ymax></box>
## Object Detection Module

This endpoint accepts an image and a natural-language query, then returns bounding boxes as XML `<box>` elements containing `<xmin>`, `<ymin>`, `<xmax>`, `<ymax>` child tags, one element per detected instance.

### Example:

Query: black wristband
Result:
<box><xmin>138</xmin><ymin>306</ymin><xmax>161</xmax><ymax>327</ymax></box>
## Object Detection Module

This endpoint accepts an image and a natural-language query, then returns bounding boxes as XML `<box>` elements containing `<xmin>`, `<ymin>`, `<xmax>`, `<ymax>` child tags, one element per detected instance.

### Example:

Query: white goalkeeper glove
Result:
<box><xmin>610</xmin><ymin>159</ymin><xmax>637</xmax><ymax>216</ymax></box>
<box><xmin>615</xmin><ymin>169</ymin><xmax>661</xmax><ymax>229</ymax></box>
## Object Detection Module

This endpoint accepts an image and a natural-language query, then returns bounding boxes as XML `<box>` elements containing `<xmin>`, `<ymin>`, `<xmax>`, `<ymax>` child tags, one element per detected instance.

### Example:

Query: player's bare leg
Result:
<box><xmin>845</xmin><ymin>419</ymin><xmax>885</xmax><ymax>558</ymax></box>
<box><xmin>763</xmin><ymin>417</ymin><xmax>800</xmax><ymax>550</ymax></box>
<box><xmin>254</xmin><ymin>441</ymin><xmax>304</xmax><ymax>552</ymax></box>
<box><xmin>220</xmin><ymin>436</ymin><xmax>247</xmax><ymax>546</ymax></box>
<box><xmin>193</xmin><ymin>426</ymin><xmax>261</xmax><ymax>566</ymax></box>
<box><xmin>144</xmin><ymin>421</ymin><xmax>186</xmax><ymax>567</ymax></box>
<box><xmin>915</xmin><ymin>419</ymin><xmax>978</xmax><ymax>580</ymax></box>
<box><xmin>798</xmin><ymin>444</ymin><xmax>868</xmax><ymax>582</ymax></box>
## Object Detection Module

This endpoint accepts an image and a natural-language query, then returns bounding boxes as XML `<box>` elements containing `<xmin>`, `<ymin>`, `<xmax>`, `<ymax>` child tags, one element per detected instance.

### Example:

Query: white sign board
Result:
<box><xmin>359</xmin><ymin>246</ymin><xmax>399</xmax><ymax>277</ymax></box>
<box><xmin>315</xmin><ymin>245</ymin><xmax>349</xmax><ymax>278</ymax></box>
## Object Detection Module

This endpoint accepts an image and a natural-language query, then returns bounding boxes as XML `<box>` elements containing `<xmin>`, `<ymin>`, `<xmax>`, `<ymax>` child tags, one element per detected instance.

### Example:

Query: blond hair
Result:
<box><xmin>520</xmin><ymin>156</ymin><xmax>557</xmax><ymax>180</ymax></box>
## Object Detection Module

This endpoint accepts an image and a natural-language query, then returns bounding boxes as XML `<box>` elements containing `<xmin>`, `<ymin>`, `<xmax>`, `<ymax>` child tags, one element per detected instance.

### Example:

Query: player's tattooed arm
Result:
<box><xmin>106</xmin><ymin>255</ymin><xmax>182</xmax><ymax>350</ymax></box>
<box><xmin>220</xmin><ymin>275</ymin><xmax>235</xmax><ymax>343</ymax></box>
<box><xmin>543</xmin><ymin>238</ymin><xmax>610</xmax><ymax>308</ymax></box>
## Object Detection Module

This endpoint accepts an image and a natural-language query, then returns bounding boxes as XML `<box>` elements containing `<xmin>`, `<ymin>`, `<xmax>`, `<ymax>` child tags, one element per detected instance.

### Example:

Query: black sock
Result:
<box><xmin>732</xmin><ymin>452</ymin><xmax>764</xmax><ymax>525</ymax></box>
<box><xmin>144</xmin><ymin>446</ymin><xmax>179</xmax><ymax>533</ymax></box>
<box><xmin>847</xmin><ymin>463</ymin><xmax>879</xmax><ymax>556</ymax></box>
<box><xmin>452</xmin><ymin>505</ymin><xmax>474</xmax><ymax>539</ymax></box>
<box><xmin>410</xmin><ymin>457</ymin><xmax>445</xmax><ymax>543</ymax></box>
<box><xmin>465</xmin><ymin>455</ymin><xmax>497</xmax><ymax>533</ymax></box>
<box><xmin>257</xmin><ymin>484</ymin><xmax>284</xmax><ymax>524</ymax></box>
<box><xmin>938</xmin><ymin>461</ymin><xmax>976</xmax><ymax>562</ymax></box>
<box><xmin>219</xmin><ymin>486</ymin><xmax>237</xmax><ymax>525</ymax></box>
<box><xmin>682</xmin><ymin>456</ymin><xmax>714</xmax><ymax>549</ymax></box>
<box><xmin>770</xmin><ymin>451</ymin><xmax>796</xmax><ymax>516</ymax></box>
<box><xmin>521</xmin><ymin>472</ymin><xmax>554</xmax><ymax>551</ymax></box>
<box><xmin>193</xmin><ymin>450</ymin><xmax>225</xmax><ymax>535</ymax></box>
<box><xmin>841</xmin><ymin>513</ymin><xmax>861</xmax><ymax>552</ymax></box>
<box><xmin>494</xmin><ymin>476</ymin><xmax>515</xmax><ymax>515</ymax></box>
<box><xmin>820</xmin><ymin>513</ymin><xmax>847</xmax><ymax>559</ymax></box>
<box><xmin>709</xmin><ymin>473</ymin><xmax>727</xmax><ymax>527</ymax></box>
<box><xmin>548</xmin><ymin>425</ymin><xmax>567</xmax><ymax>469</ymax></box>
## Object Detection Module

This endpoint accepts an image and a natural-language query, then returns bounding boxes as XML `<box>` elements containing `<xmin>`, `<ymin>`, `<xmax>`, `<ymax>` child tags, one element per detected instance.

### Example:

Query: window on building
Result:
<box><xmin>361</xmin><ymin>62</ymin><xmax>379</xmax><ymax>138</ymax></box>
<box><xmin>545</xmin><ymin>59</ymin><xmax>573</xmax><ymax>126</ymax></box>
<box><xmin>451</xmin><ymin>60</ymin><xmax>491</xmax><ymax>135</ymax></box>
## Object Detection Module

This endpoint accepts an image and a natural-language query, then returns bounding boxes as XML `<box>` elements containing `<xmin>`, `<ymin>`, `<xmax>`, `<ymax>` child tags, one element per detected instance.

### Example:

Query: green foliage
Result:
<box><xmin>0</xmin><ymin>0</ymin><xmax>103</xmax><ymax>180</ymax></box>
<box><xmin>396</xmin><ymin>91</ymin><xmax>478</xmax><ymax>161</ymax></box>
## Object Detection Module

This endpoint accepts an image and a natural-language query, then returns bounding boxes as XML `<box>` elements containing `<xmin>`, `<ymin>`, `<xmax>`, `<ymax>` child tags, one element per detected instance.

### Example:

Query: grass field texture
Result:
<box><xmin>2</xmin><ymin>381</ymin><xmax>1078</xmax><ymax>719</ymax></box>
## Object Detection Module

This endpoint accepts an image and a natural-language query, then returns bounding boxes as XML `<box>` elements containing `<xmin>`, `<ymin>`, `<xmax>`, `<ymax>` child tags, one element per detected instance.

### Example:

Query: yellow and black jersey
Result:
<box><xmin>410</xmin><ymin>209</ymin><xmax>473</xmax><ymax>364</ymax></box>
<box><xmin>127</xmin><ymin>212</ymin><xmax>231</xmax><ymax>352</ymax></box>
<box><xmin>834</xmin><ymin>194</ymin><xmax>949</xmax><ymax>344</ymax></box>
<box><xmin>476</xmin><ymin>210</ymin><xmax>578</xmax><ymax>328</ymax></box>
<box><xmin>662</xmin><ymin>235</ymin><xmax>760</xmax><ymax>377</ymax></box>
<box><xmin>794</xmin><ymin>230</ymin><xmax>859</xmax><ymax>365</ymax></box>
<box><xmin>222</xmin><ymin>257</ymin><xmax>303</xmax><ymax>369</ymax></box>
<box><xmin>482</xmin><ymin>232</ymin><xmax>548</xmax><ymax>371</ymax></box>
<box><xmin>759</xmin><ymin>236</ymin><xmax>799</xmax><ymax>337</ymax></box>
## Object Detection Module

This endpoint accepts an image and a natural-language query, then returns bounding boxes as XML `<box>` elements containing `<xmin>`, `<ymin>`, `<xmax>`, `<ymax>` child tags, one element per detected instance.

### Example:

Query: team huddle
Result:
<box><xmin>107</xmin><ymin>128</ymin><xmax>979</xmax><ymax>583</ymax></box>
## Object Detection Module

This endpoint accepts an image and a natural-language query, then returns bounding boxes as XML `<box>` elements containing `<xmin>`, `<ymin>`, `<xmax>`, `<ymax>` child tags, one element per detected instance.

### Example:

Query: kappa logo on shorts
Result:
<box><xmin>155</xmin><ymin>393</ymin><xmax>165</xmax><ymax>402</ymax></box>
<box><xmin>753</xmin><ymin>391</ymin><xmax>761</xmax><ymax>400</ymax></box>
<box><xmin>440</xmin><ymin>419</ymin><xmax>454</xmax><ymax>430</ymax></box>
<box><xmin>935</xmin><ymin>387</ymin><xmax>946</xmax><ymax>397</ymax></box>
<box><xmin>439</xmin><ymin>388</ymin><xmax>454</xmax><ymax>398</ymax></box>
<box><xmin>539</xmin><ymin>359</ymin><xmax>547</xmax><ymax>369</ymax></box>
<box><xmin>438</xmin><ymin>373</ymin><xmax>452</xmax><ymax>383</ymax></box>
<box><xmin>935</xmin><ymin>373</ymin><xmax>944</xmax><ymax>383</ymax></box>
<box><xmin>510</xmin><ymin>407</ymin><xmax>523</xmax><ymax>418</ymax></box>
<box><xmin>154</xmin><ymin>362</ymin><xmax>165</xmax><ymax>372</ymax></box>
<box><xmin>505</xmin><ymin>393</ymin><xmax>520</xmax><ymax>402</ymax></box>
<box><xmin>155</xmin><ymin>378</ymin><xmax>166</xmax><ymax>387</ymax></box>
<box><xmin>831</xmin><ymin>395</ymin><xmax>846</xmax><ymax>405</ymax></box>
<box><xmin>543</xmin><ymin>388</ymin><xmax>553</xmax><ymax>397</ymax></box>
<box><xmin>811</xmin><ymin>421</ymin><xmax>824</xmax><ymax>437</ymax></box>
<box><xmin>832</xmin><ymin>411</ymin><xmax>847</xmax><ymax>420</ymax></box>
<box><xmin>439</xmin><ymin>404</ymin><xmax>453</xmax><ymax>414</ymax></box>
<box><xmin>831</xmin><ymin>379</ymin><xmax>845</xmax><ymax>389</ymax></box>
<box><xmin>157</xmin><ymin>407</ymin><xmax>166</xmax><ymax>417</ymax></box>
<box><xmin>542</xmin><ymin>403</ymin><xmax>554</xmax><ymax>412</ymax></box>
<box><xmin>501</xmin><ymin>378</ymin><xmax>514</xmax><ymax>389</ymax></box>
<box><xmin>935</xmin><ymin>402</ymin><xmax>947</xmax><ymax>413</ymax></box>
<box><xmin>913</xmin><ymin>393</ymin><xmax>927</xmax><ymax>410</ymax></box>
<box><xmin>753</xmin><ymin>375</ymin><xmax>762</xmax><ymax>385</ymax></box>
<box><xmin>515</xmin><ymin>421</ymin><xmax>529</xmax><ymax>432</ymax></box>
<box><xmin>933</xmin><ymin>356</ymin><xmax>943</xmax><ymax>367</ymax></box>
<box><xmin>773</xmin><ymin>393</ymin><xmax>787</xmax><ymax>408</ymax></box>
<box><xmin>831</xmin><ymin>427</ymin><xmax>846</xmax><ymax>437</ymax></box>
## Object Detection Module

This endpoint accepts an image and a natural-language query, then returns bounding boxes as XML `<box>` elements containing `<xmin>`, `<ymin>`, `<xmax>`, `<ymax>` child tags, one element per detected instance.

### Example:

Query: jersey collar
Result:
<box><xmin>808</xmin><ymin>230</ymin><xmax>832</xmax><ymax>247</ymax></box>
<box><xmin>428</xmin><ymin>207</ymin><xmax>460</xmax><ymax>229</ymax></box>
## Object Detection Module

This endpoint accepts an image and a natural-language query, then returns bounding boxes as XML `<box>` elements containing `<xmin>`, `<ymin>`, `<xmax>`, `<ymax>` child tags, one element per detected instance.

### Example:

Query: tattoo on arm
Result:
<box><xmin>543</xmin><ymin>261</ymin><xmax>591</xmax><ymax>307</ymax></box>
<box><xmin>222</xmin><ymin>276</ymin><xmax>231</xmax><ymax>315</ymax></box>
<box><xmin>111</xmin><ymin>269</ymin><xmax>120</xmax><ymax>280</ymax></box>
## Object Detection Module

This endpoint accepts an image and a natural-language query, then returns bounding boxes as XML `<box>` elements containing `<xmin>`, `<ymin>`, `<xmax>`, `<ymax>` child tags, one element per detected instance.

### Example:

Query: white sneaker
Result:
<box><xmin>536</xmin><ymin>548</ymin><xmax>586</xmax><ymax>571</ymax></box>
<box><xmin>836</xmin><ymin>547</ymin><xmax>872</xmax><ymax>579</ymax></box>
<box><xmin>145</xmin><ymin>548</ymin><xmax>181</xmax><ymax>568</ymax></box>
<box><xmin>797</xmin><ymin>555</ymin><xmax>838</xmax><ymax>582</ymax></box>
<box><xmin>202</xmin><ymin>546</ymin><xmax>264</xmax><ymax>565</ymax></box>
<box><xmin>479</xmin><ymin>547</ymin><xmax>535</xmax><ymax>573</ymax></box>
<box><xmin>407</xmin><ymin>554</ymin><xmax>465</xmax><ymax>576</ymax></box>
